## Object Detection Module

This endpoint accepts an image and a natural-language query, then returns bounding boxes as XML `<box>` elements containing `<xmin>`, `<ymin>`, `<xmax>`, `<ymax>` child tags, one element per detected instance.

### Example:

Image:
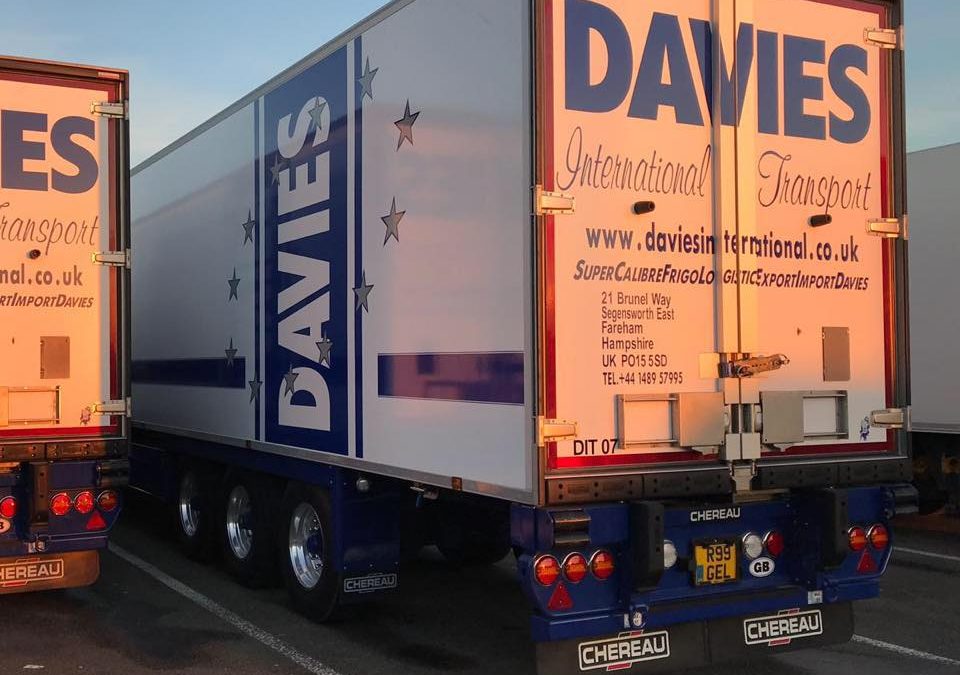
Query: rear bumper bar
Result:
<box><xmin>536</xmin><ymin>602</ymin><xmax>853</xmax><ymax>674</ymax></box>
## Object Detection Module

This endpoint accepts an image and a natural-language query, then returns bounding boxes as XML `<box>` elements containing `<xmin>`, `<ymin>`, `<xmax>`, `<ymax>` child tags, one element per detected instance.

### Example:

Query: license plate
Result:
<box><xmin>694</xmin><ymin>541</ymin><xmax>738</xmax><ymax>586</ymax></box>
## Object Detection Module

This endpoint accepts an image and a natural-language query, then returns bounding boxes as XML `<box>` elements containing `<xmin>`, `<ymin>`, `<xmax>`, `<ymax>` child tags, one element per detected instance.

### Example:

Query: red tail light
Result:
<box><xmin>0</xmin><ymin>496</ymin><xmax>16</xmax><ymax>519</ymax></box>
<box><xmin>867</xmin><ymin>524</ymin><xmax>889</xmax><ymax>550</ymax></box>
<box><xmin>590</xmin><ymin>550</ymin><xmax>616</xmax><ymax>580</ymax></box>
<box><xmin>562</xmin><ymin>553</ymin><xmax>588</xmax><ymax>583</ymax></box>
<box><xmin>534</xmin><ymin>555</ymin><xmax>561</xmax><ymax>586</ymax></box>
<box><xmin>97</xmin><ymin>490</ymin><xmax>119</xmax><ymax>512</ymax></box>
<box><xmin>763</xmin><ymin>530</ymin><xmax>785</xmax><ymax>558</ymax></box>
<box><xmin>848</xmin><ymin>526</ymin><xmax>868</xmax><ymax>552</ymax></box>
<box><xmin>50</xmin><ymin>492</ymin><xmax>72</xmax><ymax>517</ymax></box>
<box><xmin>74</xmin><ymin>491</ymin><xmax>95</xmax><ymax>515</ymax></box>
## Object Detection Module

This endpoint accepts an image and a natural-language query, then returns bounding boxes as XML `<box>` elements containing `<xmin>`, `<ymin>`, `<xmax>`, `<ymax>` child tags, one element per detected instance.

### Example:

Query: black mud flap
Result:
<box><xmin>0</xmin><ymin>550</ymin><xmax>100</xmax><ymax>595</ymax></box>
<box><xmin>535</xmin><ymin>602</ymin><xmax>853</xmax><ymax>674</ymax></box>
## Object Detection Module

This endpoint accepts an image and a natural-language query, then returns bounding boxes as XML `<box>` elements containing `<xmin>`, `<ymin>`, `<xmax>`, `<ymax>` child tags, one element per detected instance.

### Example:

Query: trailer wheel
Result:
<box><xmin>220</xmin><ymin>472</ymin><xmax>279</xmax><ymax>587</ymax></box>
<box><xmin>279</xmin><ymin>485</ymin><xmax>341</xmax><ymax>622</ymax></box>
<box><xmin>175</xmin><ymin>468</ymin><xmax>215</xmax><ymax>561</ymax></box>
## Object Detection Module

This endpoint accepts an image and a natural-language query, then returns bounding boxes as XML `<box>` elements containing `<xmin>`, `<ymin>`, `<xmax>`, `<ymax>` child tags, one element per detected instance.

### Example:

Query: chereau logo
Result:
<box><xmin>343</xmin><ymin>573</ymin><xmax>398</xmax><ymax>594</ymax></box>
<box><xmin>743</xmin><ymin>609</ymin><xmax>823</xmax><ymax>647</ymax></box>
<box><xmin>578</xmin><ymin>631</ymin><xmax>670</xmax><ymax>671</ymax></box>
<box><xmin>0</xmin><ymin>558</ymin><xmax>64</xmax><ymax>588</ymax></box>
<box><xmin>690</xmin><ymin>507</ymin><xmax>740</xmax><ymax>523</ymax></box>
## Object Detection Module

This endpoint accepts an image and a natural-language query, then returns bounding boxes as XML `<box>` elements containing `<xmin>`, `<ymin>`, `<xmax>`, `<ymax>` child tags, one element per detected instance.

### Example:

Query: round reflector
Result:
<box><xmin>848</xmin><ymin>526</ymin><xmax>868</xmax><ymax>552</ymax></box>
<box><xmin>50</xmin><ymin>492</ymin><xmax>72</xmax><ymax>517</ymax></box>
<box><xmin>98</xmin><ymin>490</ymin><xmax>119</xmax><ymax>512</ymax></box>
<box><xmin>563</xmin><ymin>553</ymin><xmax>588</xmax><ymax>583</ymax></box>
<box><xmin>0</xmin><ymin>496</ymin><xmax>16</xmax><ymax>520</ymax></box>
<box><xmin>867</xmin><ymin>524</ymin><xmax>889</xmax><ymax>550</ymax></box>
<box><xmin>763</xmin><ymin>530</ymin><xmax>785</xmax><ymax>558</ymax></box>
<box><xmin>590</xmin><ymin>550</ymin><xmax>616</xmax><ymax>580</ymax></box>
<box><xmin>663</xmin><ymin>540</ymin><xmax>678</xmax><ymax>569</ymax></box>
<box><xmin>534</xmin><ymin>555</ymin><xmax>561</xmax><ymax>586</ymax></box>
<box><xmin>74</xmin><ymin>491</ymin><xmax>95</xmax><ymax>515</ymax></box>
<box><xmin>743</xmin><ymin>532</ymin><xmax>763</xmax><ymax>560</ymax></box>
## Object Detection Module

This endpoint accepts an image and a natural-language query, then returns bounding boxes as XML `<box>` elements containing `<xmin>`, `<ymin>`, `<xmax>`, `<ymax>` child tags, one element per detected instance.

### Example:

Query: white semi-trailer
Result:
<box><xmin>130</xmin><ymin>1</ymin><xmax>915</xmax><ymax>672</ymax></box>
<box><xmin>908</xmin><ymin>143</ymin><xmax>960</xmax><ymax>513</ymax></box>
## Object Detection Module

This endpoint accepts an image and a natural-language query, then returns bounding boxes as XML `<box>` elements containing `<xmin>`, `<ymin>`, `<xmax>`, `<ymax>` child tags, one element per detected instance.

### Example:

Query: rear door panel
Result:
<box><xmin>0</xmin><ymin>63</ymin><xmax>126</xmax><ymax>440</ymax></box>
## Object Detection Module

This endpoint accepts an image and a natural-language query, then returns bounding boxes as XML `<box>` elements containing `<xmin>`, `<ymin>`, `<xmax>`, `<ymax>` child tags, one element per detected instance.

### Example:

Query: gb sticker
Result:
<box><xmin>749</xmin><ymin>557</ymin><xmax>775</xmax><ymax>578</ymax></box>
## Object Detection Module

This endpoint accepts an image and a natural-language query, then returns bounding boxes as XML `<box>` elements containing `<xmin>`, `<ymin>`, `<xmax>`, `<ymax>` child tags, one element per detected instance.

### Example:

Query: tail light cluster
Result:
<box><xmin>848</xmin><ymin>523</ymin><xmax>888</xmax><ymax>574</ymax></box>
<box><xmin>49</xmin><ymin>490</ymin><xmax>119</xmax><ymax>518</ymax></box>
<box><xmin>534</xmin><ymin>550</ymin><xmax>617</xmax><ymax>587</ymax></box>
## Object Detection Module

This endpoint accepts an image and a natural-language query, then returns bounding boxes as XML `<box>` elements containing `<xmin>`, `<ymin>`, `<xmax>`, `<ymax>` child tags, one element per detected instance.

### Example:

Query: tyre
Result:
<box><xmin>279</xmin><ymin>484</ymin><xmax>342</xmax><ymax>622</ymax></box>
<box><xmin>174</xmin><ymin>466</ymin><xmax>216</xmax><ymax>561</ymax></box>
<box><xmin>220</xmin><ymin>472</ymin><xmax>279</xmax><ymax>587</ymax></box>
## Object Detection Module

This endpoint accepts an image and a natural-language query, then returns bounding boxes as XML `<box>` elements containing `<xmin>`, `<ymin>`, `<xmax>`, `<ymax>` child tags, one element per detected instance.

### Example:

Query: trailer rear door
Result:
<box><xmin>538</xmin><ymin>0</ymin><xmax>904</xmax><ymax>475</ymax></box>
<box><xmin>0</xmin><ymin>59</ymin><xmax>128</xmax><ymax>441</ymax></box>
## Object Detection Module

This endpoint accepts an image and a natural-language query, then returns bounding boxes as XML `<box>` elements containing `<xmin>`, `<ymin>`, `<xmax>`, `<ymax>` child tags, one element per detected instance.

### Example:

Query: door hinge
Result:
<box><xmin>864</xmin><ymin>27</ymin><xmax>902</xmax><ymax>50</ymax></box>
<box><xmin>91</xmin><ymin>100</ymin><xmax>128</xmax><ymax>119</ymax></box>
<box><xmin>92</xmin><ymin>398</ymin><xmax>131</xmax><ymax>417</ymax></box>
<box><xmin>534</xmin><ymin>186</ymin><xmax>575</xmax><ymax>216</ymax></box>
<box><xmin>867</xmin><ymin>216</ymin><xmax>908</xmax><ymax>240</ymax></box>
<box><xmin>92</xmin><ymin>249</ymin><xmax>131</xmax><ymax>268</ymax></box>
<box><xmin>720</xmin><ymin>354</ymin><xmax>790</xmax><ymax>378</ymax></box>
<box><xmin>537</xmin><ymin>417</ymin><xmax>578</xmax><ymax>446</ymax></box>
<box><xmin>870</xmin><ymin>407</ymin><xmax>910</xmax><ymax>431</ymax></box>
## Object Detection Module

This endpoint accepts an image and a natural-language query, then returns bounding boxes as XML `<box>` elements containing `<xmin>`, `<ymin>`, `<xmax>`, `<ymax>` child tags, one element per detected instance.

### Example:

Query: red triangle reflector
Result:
<box><xmin>857</xmin><ymin>550</ymin><xmax>878</xmax><ymax>574</ymax></box>
<box><xmin>85</xmin><ymin>512</ymin><xmax>107</xmax><ymax>531</ymax></box>
<box><xmin>547</xmin><ymin>582</ymin><xmax>574</xmax><ymax>611</ymax></box>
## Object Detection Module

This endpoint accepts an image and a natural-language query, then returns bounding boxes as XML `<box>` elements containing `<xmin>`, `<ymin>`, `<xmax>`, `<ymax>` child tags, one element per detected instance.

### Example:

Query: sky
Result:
<box><xmin>2</xmin><ymin>0</ymin><xmax>956</xmax><ymax>164</ymax></box>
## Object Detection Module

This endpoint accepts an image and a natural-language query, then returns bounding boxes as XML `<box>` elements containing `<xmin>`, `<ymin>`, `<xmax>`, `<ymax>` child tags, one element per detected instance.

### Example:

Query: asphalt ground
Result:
<box><xmin>3</xmin><ymin>498</ymin><xmax>960</xmax><ymax>675</ymax></box>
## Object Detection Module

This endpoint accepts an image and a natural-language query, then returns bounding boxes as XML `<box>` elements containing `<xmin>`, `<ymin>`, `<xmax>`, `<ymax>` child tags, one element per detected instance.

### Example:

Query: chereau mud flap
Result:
<box><xmin>0</xmin><ymin>551</ymin><xmax>100</xmax><ymax>595</ymax></box>
<box><xmin>536</xmin><ymin>603</ymin><xmax>854</xmax><ymax>674</ymax></box>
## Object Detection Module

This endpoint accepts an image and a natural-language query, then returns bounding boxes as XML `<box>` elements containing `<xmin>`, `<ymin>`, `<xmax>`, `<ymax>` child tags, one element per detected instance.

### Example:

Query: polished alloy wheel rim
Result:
<box><xmin>289</xmin><ymin>502</ymin><xmax>323</xmax><ymax>590</ymax></box>
<box><xmin>178</xmin><ymin>472</ymin><xmax>201</xmax><ymax>538</ymax></box>
<box><xmin>225</xmin><ymin>485</ymin><xmax>253</xmax><ymax>560</ymax></box>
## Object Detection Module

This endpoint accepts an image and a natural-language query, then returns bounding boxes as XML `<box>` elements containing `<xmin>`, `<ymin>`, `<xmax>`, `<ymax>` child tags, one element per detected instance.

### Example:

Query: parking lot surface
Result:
<box><xmin>4</xmin><ymin>499</ymin><xmax>960</xmax><ymax>675</ymax></box>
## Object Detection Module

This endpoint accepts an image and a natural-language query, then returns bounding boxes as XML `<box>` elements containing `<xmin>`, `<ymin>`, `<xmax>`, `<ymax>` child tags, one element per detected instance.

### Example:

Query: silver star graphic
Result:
<box><xmin>357</xmin><ymin>58</ymin><xmax>378</xmax><ymax>101</ymax></box>
<box><xmin>395</xmin><ymin>100</ymin><xmax>420</xmax><ymax>151</ymax></box>
<box><xmin>308</xmin><ymin>98</ymin><xmax>327</xmax><ymax>134</ymax></box>
<box><xmin>381</xmin><ymin>197</ymin><xmax>405</xmax><ymax>245</ymax></box>
<box><xmin>248</xmin><ymin>378</ymin><xmax>262</xmax><ymax>403</ymax></box>
<box><xmin>316</xmin><ymin>337</ymin><xmax>333</xmax><ymax>367</ymax></box>
<box><xmin>354</xmin><ymin>272</ymin><xmax>374</xmax><ymax>313</ymax></box>
<box><xmin>241</xmin><ymin>210</ymin><xmax>256</xmax><ymax>245</ymax></box>
<box><xmin>283</xmin><ymin>366</ymin><xmax>299</xmax><ymax>397</ymax></box>
<box><xmin>225</xmin><ymin>338</ymin><xmax>238</xmax><ymax>367</ymax></box>
<box><xmin>228</xmin><ymin>268</ymin><xmax>241</xmax><ymax>301</ymax></box>
<box><xmin>270</xmin><ymin>155</ymin><xmax>284</xmax><ymax>184</ymax></box>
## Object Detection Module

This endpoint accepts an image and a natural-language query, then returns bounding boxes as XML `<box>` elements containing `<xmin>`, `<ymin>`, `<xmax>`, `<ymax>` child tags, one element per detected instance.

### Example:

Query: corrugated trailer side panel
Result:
<box><xmin>131</xmin><ymin>0</ymin><xmax>536</xmax><ymax>501</ymax></box>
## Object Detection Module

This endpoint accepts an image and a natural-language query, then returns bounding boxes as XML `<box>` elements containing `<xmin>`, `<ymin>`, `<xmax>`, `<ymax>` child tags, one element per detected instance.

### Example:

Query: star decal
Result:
<box><xmin>228</xmin><ymin>268</ymin><xmax>241</xmax><ymax>301</ymax></box>
<box><xmin>270</xmin><ymin>155</ymin><xmax>285</xmax><ymax>185</ymax></box>
<box><xmin>308</xmin><ymin>98</ymin><xmax>327</xmax><ymax>134</ymax></box>
<box><xmin>248</xmin><ymin>378</ymin><xmax>262</xmax><ymax>403</ymax></box>
<box><xmin>354</xmin><ymin>272</ymin><xmax>374</xmax><ymax>313</ymax></box>
<box><xmin>395</xmin><ymin>100</ymin><xmax>420</xmax><ymax>151</ymax></box>
<box><xmin>283</xmin><ymin>366</ymin><xmax>299</xmax><ymax>397</ymax></box>
<box><xmin>316</xmin><ymin>336</ymin><xmax>333</xmax><ymax>367</ymax></box>
<box><xmin>241</xmin><ymin>211</ymin><xmax>256</xmax><ymax>245</ymax></box>
<box><xmin>381</xmin><ymin>197</ymin><xmax>406</xmax><ymax>245</ymax></box>
<box><xmin>357</xmin><ymin>58</ymin><xmax>378</xmax><ymax>101</ymax></box>
<box><xmin>225</xmin><ymin>338</ymin><xmax>238</xmax><ymax>367</ymax></box>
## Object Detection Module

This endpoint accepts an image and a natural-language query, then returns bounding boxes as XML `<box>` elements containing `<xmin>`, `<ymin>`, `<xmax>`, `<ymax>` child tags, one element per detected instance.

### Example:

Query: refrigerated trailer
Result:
<box><xmin>0</xmin><ymin>57</ymin><xmax>130</xmax><ymax>593</ymax></box>
<box><xmin>130</xmin><ymin>0</ymin><xmax>915</xmax><ymax>671</ymax></box>
<box><xmin>908</xmin><ymin>143</ymin><xmax>960</xmax><ymax>513</ymax></box>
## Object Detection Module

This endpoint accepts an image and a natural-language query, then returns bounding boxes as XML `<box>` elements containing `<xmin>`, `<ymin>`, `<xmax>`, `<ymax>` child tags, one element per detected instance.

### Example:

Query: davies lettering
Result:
<box><xmin>565</xmin><ymin>1</ymin><xmax>870</xmax><ymax>144</ymax></box>
<box><xmin>0</xmin><ymin>111</ymin><xmax>98</xmax><ymax>193</ymax></box>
